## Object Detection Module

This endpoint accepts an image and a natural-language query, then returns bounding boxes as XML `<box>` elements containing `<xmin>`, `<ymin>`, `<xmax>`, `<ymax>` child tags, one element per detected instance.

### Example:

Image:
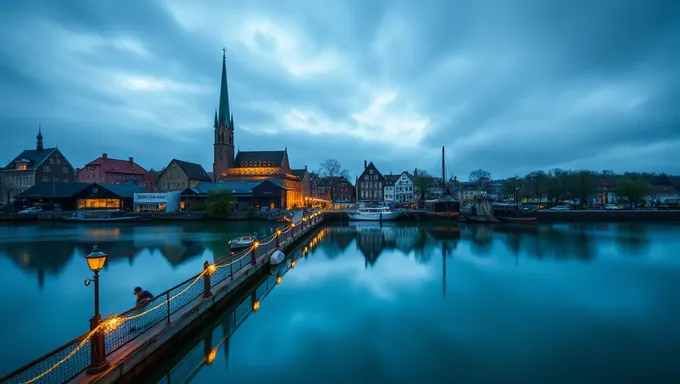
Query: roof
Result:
<box><xmin>161</xmin><ymin>159</ymin><xmax>211</xmax><ymax>181</ymax></box>
<box><xmin>290</xmin><ymin>168</ymin><xmax>308</xmax><ymax>180</ymax></box>
<box><xmin>83</xmin><ymin>155</ymin><xmax>148</xmax><ymax>175</ymax></box>
<box><xmin>384</xmin><ymin>174</ymin><xmax>399</xmax><ymax>186</ymax></box>
<box><xmin>185</xmin><ymin>181</ymin><xmax>263</xmax><ymax>195</ymax></box>
<box><xmin>17</xmin><ymin>182</ymin><xmax>90</xmax><ymax>199</ymax></box>
<box><xmin>234</xmin><ymin>151</ymin><xmax>286</xmax><ymax>168</ymax></box>
<box><xmin>4</xmin><ymin>148</ymin><xmax>58</xmax><ymax>170</ymax></box>
<box><xmin>358</xmin><ymin>161</ymin><xmax>384</xmax><ymax>181</ymax></box>
<box><xmin>651</xmin><ymin>185</ymin><xmax>678</xmax><ymax>196</ymax></box>
<box><xmin>98</xmin><ymin>183</ymin><xmax>149</xmax><ymax>198</ymax></box>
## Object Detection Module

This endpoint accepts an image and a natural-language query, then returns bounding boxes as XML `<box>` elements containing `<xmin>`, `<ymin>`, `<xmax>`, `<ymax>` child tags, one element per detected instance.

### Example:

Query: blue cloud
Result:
<box><xmin>1</xmin><ymin>0</ymin><xmax>678</xmax><ymax>179</ymax></box>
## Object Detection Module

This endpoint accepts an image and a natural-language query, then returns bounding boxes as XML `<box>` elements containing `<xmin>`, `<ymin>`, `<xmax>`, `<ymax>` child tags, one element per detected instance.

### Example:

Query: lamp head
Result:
<box><xmin>85</xmin><ymin>245</ymin><xmax>108</xmax><ymax>272</ymax></box>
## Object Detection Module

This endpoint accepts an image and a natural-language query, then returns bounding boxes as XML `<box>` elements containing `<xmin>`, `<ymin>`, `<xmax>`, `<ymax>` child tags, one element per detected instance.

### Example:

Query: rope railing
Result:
<box><xmin>0</xmin><ymin>212</ymin><xmax>324</xmax><ymax>384</ymax></box>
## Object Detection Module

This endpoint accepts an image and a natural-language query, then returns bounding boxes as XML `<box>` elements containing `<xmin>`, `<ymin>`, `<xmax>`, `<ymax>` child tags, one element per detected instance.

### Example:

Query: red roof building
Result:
<box><xmin>76</xmin><ymin>153</ymin><xmax>156</xmax><ymax>191</ymax></box>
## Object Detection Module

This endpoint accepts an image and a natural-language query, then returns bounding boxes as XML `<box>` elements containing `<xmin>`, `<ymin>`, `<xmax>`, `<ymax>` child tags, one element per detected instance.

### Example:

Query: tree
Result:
<box><xmin>571</xmin><ymin>170</ymin><xmax>598</xmax><ymax>209</ymax></box>
<box><xmin>523</xmin><ymin>170</ymin><xmax>548</xmax><ymax>201</ymax></box>
<box><xmin>206</xmin><ymin>190</ymin><xmax>234</xmax><ymax>216</ymax></box>
<box><xmin>615</xmin><ymin>178</ymin><xmax>651</xmax><ymax>207</ymax></box>
<box><xmin>412</xmin><ymin>168</ymin><xmax>436</xmax><ymax>201</ymax></box>
<box><xmin>501</xmin><ymin>177</ymin><xmax>521</xmax><ymax>199</ymax></box>
<box><xmin>468</xmin><ymin>169</ymin><xmax>492</xmax><ymax>192</ymax></box>
<box><xmin>318</xmin><ymin>158</ymin><xmax>350</xmax><ymax>201</ymax></box>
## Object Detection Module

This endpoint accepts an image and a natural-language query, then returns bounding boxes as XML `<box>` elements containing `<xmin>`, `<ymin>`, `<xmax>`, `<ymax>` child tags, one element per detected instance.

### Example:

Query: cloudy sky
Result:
<box><xmin>1</xmin><ymin>0</ymin><xmax>678</xmax><ymax>179</ymax></box>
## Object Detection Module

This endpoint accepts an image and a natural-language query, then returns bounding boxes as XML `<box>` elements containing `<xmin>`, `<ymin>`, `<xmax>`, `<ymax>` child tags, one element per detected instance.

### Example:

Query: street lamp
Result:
<box><xmin>84</xmin><ymin>245</ymin><xmax>110</xmax><ymax>374</ymax></box>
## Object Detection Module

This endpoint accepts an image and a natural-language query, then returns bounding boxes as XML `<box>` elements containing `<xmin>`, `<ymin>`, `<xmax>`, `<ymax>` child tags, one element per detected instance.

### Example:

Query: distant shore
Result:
<box><xmin>2</xmin><ymin>209</ymin><xmax>680</xmax><ymax>223</ymax></box>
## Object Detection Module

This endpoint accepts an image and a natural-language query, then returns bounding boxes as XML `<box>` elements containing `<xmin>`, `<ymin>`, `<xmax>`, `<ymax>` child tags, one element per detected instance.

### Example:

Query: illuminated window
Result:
<box><xmin>18</xmin><ymin>164</ymin><xmax>28</xmax><ymax>170</ymax></box>
<box><xmin>78</xmin><ymin>199</ymin><xmax>121</xmax><ymax>209</ymax></box>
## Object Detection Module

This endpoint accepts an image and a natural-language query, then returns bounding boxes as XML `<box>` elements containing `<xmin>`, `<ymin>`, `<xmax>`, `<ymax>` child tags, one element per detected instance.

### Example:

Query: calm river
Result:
<box><xmin>1</xmin><ymin>221</ymin><xmax>679</xmax><ymax>382</ymax></box>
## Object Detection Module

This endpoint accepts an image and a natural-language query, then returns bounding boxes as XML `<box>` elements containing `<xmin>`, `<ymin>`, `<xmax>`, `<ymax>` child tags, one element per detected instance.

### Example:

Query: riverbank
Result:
<box><xmin>321</xmin><ymin>209</ymin><xmax>680</xmax><ymax>222</ymax></box>
<box><xmin>3</xmin><ymin>209</ymin><xmax>680</xmax><ymax>223</ymax></box>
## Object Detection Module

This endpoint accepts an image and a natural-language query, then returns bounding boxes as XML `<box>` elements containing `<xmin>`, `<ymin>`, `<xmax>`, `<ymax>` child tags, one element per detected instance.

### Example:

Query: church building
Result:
<box><xmin>210</xmin><ymin>50</ymin><xmax>304</xmax><ymax>209</ymax></box>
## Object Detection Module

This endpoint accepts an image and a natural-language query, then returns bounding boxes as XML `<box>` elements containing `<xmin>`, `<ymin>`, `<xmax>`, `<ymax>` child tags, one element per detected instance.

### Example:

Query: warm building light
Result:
<box><xmin>207</xmin><ymin>264</ymin><xmax>217</xmax><ymax>275</ymax></box>
<box><xmin>228</xmin><ymin>167</ymin><xmax>281</xmax><ymax>176</ymax></box>
<box><xmin>291</xmin><ymin>223</ymin><xmax>295</xmax><ymax>228</ymax></box>
<box><xmin>276</xmin><ymin>276</ymin><xmax>282</xmax><ymax>285</ymax></box>
<box><xmin>276</xmin><ymin>229</ymin><xmax>282</xmax><ymax>236</ymax></box>
<box><xmin>303</xmin><ymin>246</ymin><xmax>308</xmax><ymax>253</ymax></box>
<box><xmin>253</xmin><ymin>301</ymin><xmax>260</xmax><ymax>311</ymax></box>
<box><xmin>291</xmin><ymin>261</ymin><xmax>296</xmax><ymax>268</ymax></box>
<box><xmin>252</xmin><ymin>241</ymin><xmax>259</xmax><ymax>249</ymax></box>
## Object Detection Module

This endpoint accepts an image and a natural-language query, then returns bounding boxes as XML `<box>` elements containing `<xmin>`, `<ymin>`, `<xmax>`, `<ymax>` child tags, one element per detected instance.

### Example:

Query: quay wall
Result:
<box><xmin>322</xmin><ymin>210</ymin><xmax>680</xmax><ymax>223</ymax></box>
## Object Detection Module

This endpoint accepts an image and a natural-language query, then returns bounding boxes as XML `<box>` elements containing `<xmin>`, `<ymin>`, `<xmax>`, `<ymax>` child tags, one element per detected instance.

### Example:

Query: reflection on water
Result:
<box><xmin>0</xmin><ymin>221</ymin><xmax>276</xmax><ymax>377</ymax></box>
<box><xmin>149</xmin><ymin>222</ymin><xmax>680</xmax><ymax>383</ymax></box>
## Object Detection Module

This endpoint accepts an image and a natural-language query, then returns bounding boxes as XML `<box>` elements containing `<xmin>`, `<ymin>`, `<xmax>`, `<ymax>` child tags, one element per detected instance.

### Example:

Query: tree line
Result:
<box><xmin>499</xmin><ymin>169</ymin><xmax>678</xmax><ymax>208</ymax></box>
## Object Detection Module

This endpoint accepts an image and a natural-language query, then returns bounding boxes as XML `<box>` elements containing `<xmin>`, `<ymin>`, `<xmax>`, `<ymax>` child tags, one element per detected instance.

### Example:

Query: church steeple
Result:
<box><xmin>218</xmin><ymin>48</ymin><xmax>231</xmax><ymax>127</ymax></box>
<box><xmin>214</xmin><ymin>110</ymin><xmax>219</xmax><ymax>128</ymax></box>
<box><xmin>36</xmin><ymin>124</ymin><xmax>43</xmax><ymax>152</ymax></box>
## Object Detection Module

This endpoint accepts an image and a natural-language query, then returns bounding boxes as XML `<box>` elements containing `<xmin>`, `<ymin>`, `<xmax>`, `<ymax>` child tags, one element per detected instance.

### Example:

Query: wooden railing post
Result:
<box><xmin>202</xmin><ymin>261</ymin><xmax>212</xmax><ymax>298</ymax></box>
<box><xmin>165</xmin><ymin>292</ymin><xmax>171</xmax><ymax>325</ymax></box>
<box><xmin>250</xmin><ymin>244</ymin><xmax>257</xmax><ymax>265</ymax></box>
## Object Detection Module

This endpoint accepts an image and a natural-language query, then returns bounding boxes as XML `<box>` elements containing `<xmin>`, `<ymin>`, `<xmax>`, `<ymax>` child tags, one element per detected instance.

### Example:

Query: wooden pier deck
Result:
<box><xmin>0</xmin><ymin>212</ymin><xmax>324</xmax><ymax>384</ymax></box>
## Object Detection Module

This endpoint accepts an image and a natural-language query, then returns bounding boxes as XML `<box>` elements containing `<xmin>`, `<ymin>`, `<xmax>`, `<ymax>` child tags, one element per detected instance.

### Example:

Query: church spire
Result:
<box><xmin>214</xmin><ymin>109</ymin><xmax>218</xmax><ymax>128</ymax></box>
<box><xmin>218</xmin><ymin>48</ymin><xmax>231</xmax><ymax>127</ymax></box>
<box><xmin>36</xmin><ymin>124</ymin><xmax>43</xmax><ymax>151</ymax></box>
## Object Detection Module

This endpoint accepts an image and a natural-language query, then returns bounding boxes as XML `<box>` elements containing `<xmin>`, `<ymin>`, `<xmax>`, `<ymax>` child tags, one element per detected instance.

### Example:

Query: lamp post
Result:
<box><xmin>84</xmin><ymin>245</ymin><xmax>110</xmax><ymax>374</ymax></box>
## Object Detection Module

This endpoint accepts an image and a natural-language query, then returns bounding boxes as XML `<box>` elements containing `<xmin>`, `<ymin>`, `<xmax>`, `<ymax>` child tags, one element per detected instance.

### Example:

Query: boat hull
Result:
<box><xmin>62</xmin><ymin>216</ymin><xmax>145</xmax><ymax>222</ymax></box>
<box><xmin>348</xmin><ymin>212</ymin><xmax>401</xmax><ymax>221</ymax></box>
<box><xmin>427</xmin><ymin>211</ymin><xmax>461</xmax><ymax>218</ymax></box>
<box><xmin>497</xmin><ymin>216</ymin><xmax>538</xmax><ymax>222</ymax></box>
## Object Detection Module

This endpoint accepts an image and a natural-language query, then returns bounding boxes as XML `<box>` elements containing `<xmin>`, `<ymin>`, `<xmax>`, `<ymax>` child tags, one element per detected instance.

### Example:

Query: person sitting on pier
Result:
<box><xmin>134</xmin><ymin>286</ymin><xmax>154</xmax><ymax>306</ymax></box>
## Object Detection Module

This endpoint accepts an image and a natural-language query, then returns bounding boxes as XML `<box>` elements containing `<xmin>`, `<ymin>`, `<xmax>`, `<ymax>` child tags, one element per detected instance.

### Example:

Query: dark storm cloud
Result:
<box><xmin>0</xmin><ymin>0</ymin><xmax>678</xmax><ymax>178</ymax></box>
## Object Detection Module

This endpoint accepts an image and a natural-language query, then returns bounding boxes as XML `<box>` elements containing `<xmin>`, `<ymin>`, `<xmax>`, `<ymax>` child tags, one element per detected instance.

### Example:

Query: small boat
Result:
<box><xmin>348</xmin><ymin>207</ymin><xmax>401</xmax><ymax>221</ymax></box>
<box><xmin>493</xmin><ymin>204</ymin><xmax>538</xmax><ymax>223</ymax></box>
<box><xmin>425</xmin><ymin>147</ymin><xmax>461</xmax><ymax>218</ymax></box>
<box><xmin>270</xmin><ymin>250</ymin><xmax>285</xmax><ymax>265</ymax></box>
<box><xmin>228</xmin><ymin>235</ymin><xmax>256</xmax><ymax>250</ymax></box>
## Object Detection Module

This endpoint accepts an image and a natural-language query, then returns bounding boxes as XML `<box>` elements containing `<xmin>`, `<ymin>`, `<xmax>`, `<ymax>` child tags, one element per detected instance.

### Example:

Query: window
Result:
<box><xmin>43</xmin><ymin>166</ymin><xmax>50</xmax><ymax>172</ymax></box>
<box><xmin>63</xmin><ymin>167</ymin><xmax>68</xmax><ymax>173</ymax></box>
<box><xmin>42</xmin><ymin>177</ymin><xmax>48</xmax><ymax>182</ymax></box>
<box><xmin>57</xmin><ymin>159</ymin><xmax>61</xmax><ymax>164</ymax></box>
<box><xmin>18</xmin><ymin>164</ymin><xmax>28</xmax><ymax>170</ymax></box>
<box><xmin>49</xmin><ymin>158</ymin><xmax>54</xmax><ymax>164</ymax></box>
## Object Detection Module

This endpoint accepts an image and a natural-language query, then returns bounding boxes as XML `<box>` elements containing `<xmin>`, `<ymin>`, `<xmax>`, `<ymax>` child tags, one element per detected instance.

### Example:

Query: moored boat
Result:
<box><xmin>228</xmin><ymin>235</ymin><xmax>256</xmax><ymax>250</ymax></box>
<box><xmin>62</xmin><ymin>212</ymin><xmax>146</xmax><ymax>222</ymax></box>
<box><xmin>348</xmin><ymin>207</ymin><xmax>401</xmax><ymax>221</ymax></box>
<box><xmin>269</xmin><ymin>250</ymin><xmax>285</xmax><ymax>265</ymax></box>
<box><xmin>426</xmin><ymin>146</ymin><xmax>461</xmax><ymax>218</ymax></box>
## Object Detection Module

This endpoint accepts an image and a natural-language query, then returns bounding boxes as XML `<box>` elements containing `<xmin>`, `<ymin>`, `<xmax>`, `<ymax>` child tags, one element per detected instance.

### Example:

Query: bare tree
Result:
<box><xmin>318</xmin><ymin>159</ymin><xmax>350</xmax><ymax>201</ymax></box>
<box><xmin>413</xmin><ymin>168</ymin><xmax>436</xmax><ymax>201</ymax></box>
<box><xmin>468</xmin><ymin>169</ymin><xmax>492</xmax><ymax>192</ymax></box>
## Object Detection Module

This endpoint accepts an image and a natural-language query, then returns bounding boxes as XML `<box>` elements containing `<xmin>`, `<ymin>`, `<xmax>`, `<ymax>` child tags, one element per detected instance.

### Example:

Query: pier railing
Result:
<box><xmin>0</xmin><ymin>212</ymin><xmax>324</xmax><ymax>384</ymax></box>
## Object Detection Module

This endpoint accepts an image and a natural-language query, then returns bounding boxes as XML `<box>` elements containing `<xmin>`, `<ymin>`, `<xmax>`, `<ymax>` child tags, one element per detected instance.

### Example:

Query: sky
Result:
<box><xmin>0</xmin><ymin>0</ymin><xmax>678</xmax><ymax>180</ymax></box>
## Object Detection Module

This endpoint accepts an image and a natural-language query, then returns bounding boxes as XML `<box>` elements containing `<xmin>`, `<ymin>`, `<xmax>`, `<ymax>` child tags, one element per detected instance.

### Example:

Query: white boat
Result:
<box><xmin>348</xmin><ymin>207</ymin><xmax>401</xmax><ymax>221</ymax></box>
<box><xmin>270</xmin><ymin>250</ymin><xmax>285</xmax><ymax>265</ymax></box>
<box><xmin>228</xmin><ymin>235</ymin><xmax>255</xmax><ymax>250</ymax></box>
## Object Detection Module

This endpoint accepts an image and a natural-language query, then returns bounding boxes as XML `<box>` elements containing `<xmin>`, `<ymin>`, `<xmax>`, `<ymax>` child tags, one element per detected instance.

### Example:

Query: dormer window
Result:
<box><xmin>17</xmin><ymin>164</ymin><xmax>27</xmax><ymax>171</ymax></box>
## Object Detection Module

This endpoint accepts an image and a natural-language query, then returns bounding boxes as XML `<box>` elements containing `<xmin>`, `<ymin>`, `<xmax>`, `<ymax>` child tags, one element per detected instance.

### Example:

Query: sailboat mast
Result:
<box><xmin>441</xmin><ymin>146</ymin><xmax>445</xmax><ymax>189</ymax></box>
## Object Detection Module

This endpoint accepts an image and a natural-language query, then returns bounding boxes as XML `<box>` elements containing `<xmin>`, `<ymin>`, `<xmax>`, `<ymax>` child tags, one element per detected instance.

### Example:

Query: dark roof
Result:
<box><xmin>233</xmin><ymin>151</ymin><xmax>285</xmax><ymax>167</ymax></box>
<box><xmin>384</xmin><ymin>175</ymin><xmax>399</xmax><ymax>186</ymax></box>
<box><xmin>290</xmin><ymin>168</ymin><xmax>308</xmax><ymax>180</ymax></box>
<box><xmin>4</xmin><ymin>148</ymin><xmax>58</xmax><ymax>170</ymax></box>
<box><xmin>183</xmin><ymin>181</ymin><xmax>263</xmax><ymax>195</ymax></box>
<box><xmin>17</xmin><ymin>182</ymin><xmax>90</xmax><ymax>199</ymax></box>
<box><xmin>161</xmin><ymin>159</ymin><xmax>211</xmax><ymax>181</ymax></box>
<box><xmin>99</xmin><ymin>183</ymin><xmax>148</xmax><ymax>198</ymax></box>
<box><xmin>358</xmin><ymin>161</ymin><xmax>384</xmax><ymax>181</ymax></box>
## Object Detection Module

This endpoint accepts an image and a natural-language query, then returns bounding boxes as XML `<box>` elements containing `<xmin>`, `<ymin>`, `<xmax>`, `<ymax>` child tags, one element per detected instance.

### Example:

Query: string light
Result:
<box><xmin>15</xmin><ymin>213</ymin><xmax>323</xmax><ymax>384</ymax></box>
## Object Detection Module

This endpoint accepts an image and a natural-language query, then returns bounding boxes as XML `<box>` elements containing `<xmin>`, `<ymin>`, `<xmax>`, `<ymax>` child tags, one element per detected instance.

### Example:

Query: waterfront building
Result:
<box><xmin>181</xmin><ymin>179</ymin><xmax>293</xmax><ymax>210</ymax></box>
<box><xmin>133</xmin><ymin>191</ymin><xmax>182</xmax><ymax>212</ymax></box>
<box><xmin>1</xmin><ymin>127</ymin><xmax>75</xmax><ymax>200</ymax></box>
<box><xmin>311</xmin><ymin>175</ymin><xmax>356</xmax><ymax>205</ymax></box>
<box><xmin>16</xmin><ymin>181</ymin><xmax>147</xmax><ymax>210</ymax></box>
<box><xmin>393</xmin><ymin>171</ymin><xmax>417</xmax><ymax>204</ymax></box>
<box><xmin>158</xmin><ymin>159</ymin><xmax>211</xmax><ymax>192</ymax></box>
<box><xmin>291</xmin><ymin>167</ymin><xmax>311</xmax><ymax>199</ymax></box>
<box><xmin>76</xmin><ymin>153</ymin><xmax>156</xmax><ymax>191</ymax></box>
<box><xmin>357</xmin><ymin>160</ymin><xmax>384</xmax><ymax>203</ymax></box>
<box><xmin>383</xmin><ymin>174</ymin><xmax>399</xmax><ymax>202</ymax></box>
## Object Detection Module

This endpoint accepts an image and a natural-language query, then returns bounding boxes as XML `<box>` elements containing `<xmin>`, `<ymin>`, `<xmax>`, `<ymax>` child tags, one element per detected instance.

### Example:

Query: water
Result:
<box><xmin>0</xmin><ymin>220</ymin><xmax>277</xmax><ymax>377</ymax></box>
<box><xmin>148</xmin><ymin>222</ymin><xmax>679</xmax><ymax>383</ymax></box>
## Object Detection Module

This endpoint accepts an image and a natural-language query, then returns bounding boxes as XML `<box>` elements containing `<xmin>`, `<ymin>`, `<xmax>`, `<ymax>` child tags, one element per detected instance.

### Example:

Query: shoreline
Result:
<box><xmin>2</xmin><ymin>209</ymin><xmax>680</xmax><ymax>223</ymax></box>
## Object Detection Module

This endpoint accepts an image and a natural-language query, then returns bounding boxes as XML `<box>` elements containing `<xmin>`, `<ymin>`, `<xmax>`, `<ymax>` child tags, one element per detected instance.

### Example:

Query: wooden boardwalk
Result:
<box><xmin>0</xmin><ymin>212</ymin><xmax>324</xmax><ymax>384</ymax></box>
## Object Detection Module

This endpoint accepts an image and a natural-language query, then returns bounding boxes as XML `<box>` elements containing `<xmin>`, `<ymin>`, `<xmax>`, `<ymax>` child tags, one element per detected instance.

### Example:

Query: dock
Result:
<box><xmin>0</xmin><ymin>211</ymin><xmax>325</xmax><ymax>384</ymax></box>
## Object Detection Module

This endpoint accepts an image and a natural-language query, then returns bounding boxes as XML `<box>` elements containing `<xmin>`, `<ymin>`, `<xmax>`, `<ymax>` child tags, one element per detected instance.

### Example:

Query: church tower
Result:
<box><xmin>213</xmin><ymin>49</ymin><xmax>235</xmax><ymax>181</ymax></box>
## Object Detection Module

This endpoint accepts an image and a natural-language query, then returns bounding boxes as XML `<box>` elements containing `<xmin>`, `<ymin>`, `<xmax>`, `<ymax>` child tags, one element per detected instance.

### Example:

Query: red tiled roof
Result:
<box><xmin>85</xmin><ymin>156</ymin><xmax>148</xmax><ymax>175</ymax></box>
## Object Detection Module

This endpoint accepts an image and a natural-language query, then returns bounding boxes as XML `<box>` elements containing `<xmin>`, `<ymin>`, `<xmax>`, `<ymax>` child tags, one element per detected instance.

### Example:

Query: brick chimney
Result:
<box><xmin>129</xmin><ymin>157</ymin><xmax>134</xmax><ymax>165</ymax></box>
<box><xmin>364</xmin><ymin>160</ymin><xmax>367</xmax><ymax>170</ymax></box>
<box><xmin>102</xmin><ymin>153</ymin><xmax>108</xmax><ymax>159</ymax></box>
